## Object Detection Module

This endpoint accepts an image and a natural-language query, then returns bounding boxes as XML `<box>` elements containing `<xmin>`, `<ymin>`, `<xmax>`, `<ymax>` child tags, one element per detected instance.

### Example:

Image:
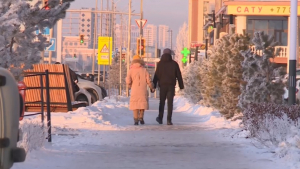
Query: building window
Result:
<box><xmin>82</xmin><ymin>24</ymin><xmax>85</xmax><ymax>27</ymax></box>
<box><xmin>82</xmin><ymin>19</ymin><xmax>85</xmax><ymax>22</ymax></box>
<box><xmin>82</xmin><ymin>14</ymin><xmax>85</xmax><ymax>17</ymax></box>
<box><xmin>247</xmin><ymin>19</ymin><xmax>288</xmax><ymax>46</ymax></box>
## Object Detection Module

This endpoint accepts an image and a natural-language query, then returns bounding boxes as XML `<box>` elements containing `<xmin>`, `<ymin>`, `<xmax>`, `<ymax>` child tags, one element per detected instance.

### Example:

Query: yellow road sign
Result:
<box><xmin>98</xmin><ymin>37</ymin><xmax>112</xmax><ymax>65</ymax></box>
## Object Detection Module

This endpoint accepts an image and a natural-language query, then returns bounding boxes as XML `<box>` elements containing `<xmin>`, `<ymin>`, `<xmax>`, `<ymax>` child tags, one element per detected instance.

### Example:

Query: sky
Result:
<box><xmin>70</xmin><ymin>0</ymin><xmax>189</xmax><ymax>45</ymax></box>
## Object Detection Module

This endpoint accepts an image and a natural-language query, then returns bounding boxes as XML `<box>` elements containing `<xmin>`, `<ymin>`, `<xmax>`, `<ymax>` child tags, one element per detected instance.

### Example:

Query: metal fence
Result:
<box><xmin>22</xmin><ymin>70</ymin><xmax>52</xmax><ymax>142</ymax></box>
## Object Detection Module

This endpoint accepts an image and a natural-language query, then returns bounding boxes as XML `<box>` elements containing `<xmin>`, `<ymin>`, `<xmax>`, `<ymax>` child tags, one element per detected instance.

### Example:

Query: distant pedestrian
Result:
<box><xmin>126</xmin><ymin>55</ymin><xmax>155</xmax><ymax>125</ymax></box>
<box><xmin>153</xmin><ymin>48</ymin><xmax>184</xmax><ymax>125</ymax></box>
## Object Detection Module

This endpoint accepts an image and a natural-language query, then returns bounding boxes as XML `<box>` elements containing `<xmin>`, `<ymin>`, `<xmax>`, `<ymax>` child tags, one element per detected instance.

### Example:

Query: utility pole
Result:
<box><xmin>48</xmin><ymin>28</ymin><xmax>53</xmax><ymax>64</ymax></box>
<box><xmin>98</xmin><ymin>0</ymin><xmax>103</xmax><ymax>85</ymax></box>
<box><xmin>111</xmin><ymin>0</ymin><xmax>114</xmax><ymax>50</ymax></box>
<box><xmin>92</xmin><ymin>0</ymin><xmax>98</xmax><ymax>75</ymax></box>
<box><xmin>103</xmin><ymin>0</ymin><xmax>109</xmax><ymax>84</ymax></box>
<box><xmin>126</xmin><ymin>0</ymin><xmax>132</xmax><ymax>97</ymax></box>
<box><xmin>139</xmin><ymin>0</ymin><xmax>143</xmax><ymax>57</ymax></box>
<box><xmin>57</xmin><ymin>19</ymin><xmax>62</xmax><ymax>63</ymax></box>
<box><xmin>120</xmin><ymin>14</ymin><xmax>123</xmax><ymax>96</ymax></box>
<box><xmin>41</xmin><ymin>0</ymin><xmax>45</xmax><ymax>64</ymax></box>
<box><xmin>288</xmin><ymin>0</ymin><xmax>298</xmax><ymax>105</ymax></box>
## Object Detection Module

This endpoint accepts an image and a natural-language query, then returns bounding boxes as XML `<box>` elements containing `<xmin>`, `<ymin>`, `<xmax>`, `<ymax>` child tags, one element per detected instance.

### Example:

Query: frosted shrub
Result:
<box><xmin>243</xmin><ymin>103</ymin><xmax>300</xmax><ymax>146</ymax></box>
<box><xmin>182</xmin><ymin>61</ymin><xmax>202</xmax><ymax>103</ymax></box>
<box><xmin>239</xmin><ymin>31</ymin><xmax>285</xmax><ymax>111</ymax></box>
<box><xmin>108</xmin><ymin>55</ymin><xmax>127</xmax><ymax>93</ymax></box>
<box><xmin>18</xmin><ymin>120</ymin><xmax>46</xmax><ymax>153</ymax></box>
<box><xmin>200</xmin><ymin>27</ymin><xmax>250</xmax><ymax>118</ymax></box>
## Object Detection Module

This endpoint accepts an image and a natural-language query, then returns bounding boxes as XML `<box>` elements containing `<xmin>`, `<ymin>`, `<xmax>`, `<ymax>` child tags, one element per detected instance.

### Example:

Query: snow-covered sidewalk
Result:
<box><xmin>12</xmin><ymin>97</ymin><xmax>288</xmax><ymax>169</ymax></box>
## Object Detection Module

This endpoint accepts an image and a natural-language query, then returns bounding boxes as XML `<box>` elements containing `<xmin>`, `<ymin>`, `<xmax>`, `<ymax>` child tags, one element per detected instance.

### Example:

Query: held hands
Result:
<box><xmin>150</xmin><ymin>89</ymin><xmax>155</xmax><ymax>93</ymax></box>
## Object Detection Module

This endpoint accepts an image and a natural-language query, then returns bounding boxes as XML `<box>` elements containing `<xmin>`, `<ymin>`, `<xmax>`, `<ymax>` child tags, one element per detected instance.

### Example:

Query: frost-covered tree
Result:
<box><xmin>174</xmin><ymin>22</ymin><xmax>188</xmax><ymax>70</ymax></box>
<box><xmin>220</xmin><ymin>32</ymin><xmax>250</xmax><ymax>118</ymax></box>
<box><xmin>0</xmin><ymin>0</ymin><xmax>73</xmax><ymax>80</ymax></box>
<box><xmin>238</xmin><ymin>31</ymin><xmax>286</xmax><ymax>111</ymax></box>
<box><xmin>200</xmin><ymin>28</ymin><xmax>250</xmax><ymax>118</ymax></box>
<box><xmin>182</xmin><ymin>61</ymin><xmax>202</xmax><ymax>103</ymax></box>
<box><xmin>108</xmin><ymin>55</ymin><xmax>127</xmax><ymax>88</ymax></box>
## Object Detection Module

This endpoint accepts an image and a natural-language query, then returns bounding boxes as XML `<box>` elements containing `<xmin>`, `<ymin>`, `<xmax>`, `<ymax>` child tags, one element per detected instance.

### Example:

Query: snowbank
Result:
<box><xmin>173</xmin><ymin>96</ymin><xmax>241</xmax><ymax>129</ymax></box>
<box><xmin>19</xmin><ymin>96</ymin><xmax>130</xmax><ymax>149</ymax></box>
<box><xmin>174</xmin><ymin>96</ymin><xmax>300</xmax><ymax>169</ymax></box>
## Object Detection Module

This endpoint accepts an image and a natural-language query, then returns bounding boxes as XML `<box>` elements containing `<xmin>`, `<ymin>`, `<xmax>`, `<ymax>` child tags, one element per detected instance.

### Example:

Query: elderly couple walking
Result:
<box><xmin>126</xmin><ymin>48</ymin><xmax>184</xmax><ymax>125</ymax></box>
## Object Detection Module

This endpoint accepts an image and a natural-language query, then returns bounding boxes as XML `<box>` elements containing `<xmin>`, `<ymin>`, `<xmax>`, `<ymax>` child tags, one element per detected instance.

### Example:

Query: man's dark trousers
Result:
<box><xmin>159</xmin><ymin>86</ymin><xmax>175</xmax><ymax>122</ymax></box>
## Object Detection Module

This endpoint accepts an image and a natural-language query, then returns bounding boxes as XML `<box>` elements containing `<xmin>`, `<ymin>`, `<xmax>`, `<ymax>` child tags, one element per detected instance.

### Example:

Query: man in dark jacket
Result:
<box><xmin>152</xmin><ymin>48</ymin><xmax>184</xmax><ymax>125</ymax></box>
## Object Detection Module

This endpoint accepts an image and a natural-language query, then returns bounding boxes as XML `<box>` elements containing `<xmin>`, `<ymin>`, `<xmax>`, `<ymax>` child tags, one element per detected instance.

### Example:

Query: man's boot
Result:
<box><xmin>167</xmin><ymin>117</ymin><xmax>173</xmax><ymax>125</ymax></box>
<box><xmin>167</xmin><ymin>121</ymin><xmax>173</xmax><ymax>125</ymax></box>
<box><xmin>156</xmin><ymin>117</ymin><xmax>162</xmax><ymax>124</ymax></box>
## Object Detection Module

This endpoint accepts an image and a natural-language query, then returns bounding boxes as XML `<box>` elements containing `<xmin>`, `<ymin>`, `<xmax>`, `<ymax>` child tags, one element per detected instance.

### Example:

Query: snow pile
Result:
<box><xmin>20</xmin><ymin>96</ymin><xmax>130</xmax><ymax>148</ymax></box>
<box><xmin>173</xmin><ymin>96</ymin><xmax>241</xmax><ymax>129</ymax></box>
<box><xmin>18</xmin><ymin>119</ymin><xmax>46</xmax><ymax>153</ymax></box>
<box><xmin>51</xmin><ymin>96</ymin><xmax>129</xmax><ymax>131</ymax></box>
<box><xmin>273</xmin><ymin>118</ymin><xmax>300</xmax><ymax>169</ymax></box>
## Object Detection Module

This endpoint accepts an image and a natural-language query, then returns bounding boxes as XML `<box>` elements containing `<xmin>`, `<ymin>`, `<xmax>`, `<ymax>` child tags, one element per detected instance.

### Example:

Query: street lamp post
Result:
<box><xmin>126</xmin><ymin>0</ymin><xmax>132</xmax><ymax>97</ymax></box>
<box><xmin>139</xmin><ymin>0</ymin><xmax>143</xmax><ymax>57</ymax></box>
<box><xmin>288</xmin><ymin>0</ymin><xmax>298</xmax><ymax>105</ymax></box>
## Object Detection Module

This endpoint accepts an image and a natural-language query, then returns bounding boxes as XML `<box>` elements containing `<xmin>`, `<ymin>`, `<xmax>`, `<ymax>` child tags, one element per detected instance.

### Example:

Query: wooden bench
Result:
<box><xmin>23</xmin><ymin>64</ymin><xmax>87</xmax><ymax>112</ymax></box>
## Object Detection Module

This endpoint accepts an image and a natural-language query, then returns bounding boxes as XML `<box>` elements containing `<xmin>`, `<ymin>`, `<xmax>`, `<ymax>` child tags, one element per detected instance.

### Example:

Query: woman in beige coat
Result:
<box><xmin>126</xmin><ymin>55</ymin><xmax>154</xmax><ymax>125</ymax></box>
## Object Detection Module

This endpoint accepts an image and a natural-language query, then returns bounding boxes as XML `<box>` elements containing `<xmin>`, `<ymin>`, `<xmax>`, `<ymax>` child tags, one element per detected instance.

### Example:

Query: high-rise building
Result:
<box><xmin>158</xmin><ymin>25</ymin><xmax>170</xmax><ymax>49</ymax></box>
<box><xmin>188</xmin><ymin>0</ymin><xmax>214</xmax><ymax>46</ymax></box>
<box><xmin>131</xmin><ymin>25</ymin><xmax>140</xmax><ymax>53</ymax></box>
<box><xmin>144</xmin><ymin>24</ymin><xmax>157</xmax><ymax>47</ymax></box>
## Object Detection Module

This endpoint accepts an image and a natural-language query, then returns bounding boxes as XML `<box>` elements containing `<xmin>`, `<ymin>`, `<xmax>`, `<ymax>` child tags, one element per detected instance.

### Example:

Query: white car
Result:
<box><xmin>75</xmin><ymin>75</ymin><xmax>103</xmax><ymax>105</ymax></box>
<box><xmin>283</xmin><ymin>79</ymin><xmax>300</xmax><ymax>102</ymax></box>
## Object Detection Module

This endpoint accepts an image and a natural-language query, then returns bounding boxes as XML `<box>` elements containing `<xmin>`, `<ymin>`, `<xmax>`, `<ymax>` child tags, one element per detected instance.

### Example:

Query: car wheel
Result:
<box><xmin>99</xmin><ymin>86</ymin><xmax>107</xmax><ymax>98</ymax></box>
<box><xmin>87</xmin><ymin>89</ymin><xmax>98</xmax><ymax>104</ymax></box>
<box><xmin>76</xmin><ymin>94</ymin><xmax>88</xmax><ymax>103</ymax></box>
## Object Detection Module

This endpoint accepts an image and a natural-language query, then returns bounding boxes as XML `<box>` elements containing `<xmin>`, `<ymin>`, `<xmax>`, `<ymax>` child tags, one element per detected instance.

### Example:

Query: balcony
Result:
<box><xmin>249</xmin><ymin>46</ymin><xmax>300</xmax><ymax>64</ymax></box>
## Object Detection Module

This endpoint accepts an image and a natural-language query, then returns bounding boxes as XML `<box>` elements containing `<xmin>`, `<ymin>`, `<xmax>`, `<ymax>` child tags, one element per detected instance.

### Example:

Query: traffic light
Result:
<box><xmin>121</xmin><ymin>53</ymin><xmax>125</xmax><ymax>62</ymax></box>
<box><xmin>0</xmin><ymin>68</ymin><xmax>26</xmax><ymax>169</ymax></box>
<box><xmin>80</xmin><ymin>35</ymin><xmax>84</xmax><ymax>44</ymax></box>
<box><xmin>44</xmin><ymin>0</ymin><xmax>50</xmax><ymax>10</ymax></box>
<box><xmin>136</xmin><ymin>38</ymin><xmax>146</xmax><ymax>57</ymax></box>
<box><xmin>203</xmin><ymin>10</ymin><xmax>215</xmax><ymax>30</ymax></box>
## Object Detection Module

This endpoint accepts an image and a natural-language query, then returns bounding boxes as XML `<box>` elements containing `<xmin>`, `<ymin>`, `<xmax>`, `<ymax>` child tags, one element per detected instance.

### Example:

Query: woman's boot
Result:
<box><xmin>139</xmin><ymin>118</ymin><xmax>145</xmax><ymax>125</ymax></box>
<box><xmin>134</xmin><ymin>118</ymin><xmax>139</xmax><ymax>125</ymax></box>
<box><xmin>139</xmin><ymin>109</ymin><xmax>145</xmax><ymax>125</ymax></box>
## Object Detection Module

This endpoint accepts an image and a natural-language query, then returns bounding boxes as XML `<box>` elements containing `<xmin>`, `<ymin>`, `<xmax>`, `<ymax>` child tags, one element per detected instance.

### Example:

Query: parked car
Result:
<box><xmin>75</xmin><ymin>74</ymin><xmax>104</xmax><ymax>104</ymax></box>
<box><xmin>283</xmin><ymin>79</ymin><xmax>300</xmax><ymax>103</ymax></box>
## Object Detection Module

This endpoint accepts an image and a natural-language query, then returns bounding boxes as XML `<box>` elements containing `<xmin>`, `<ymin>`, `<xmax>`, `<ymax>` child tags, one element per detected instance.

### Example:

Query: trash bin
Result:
<box><xmin>17</xmin><ymin>81</ymin><xmax>26</xmax><ymax>121</ymax></box>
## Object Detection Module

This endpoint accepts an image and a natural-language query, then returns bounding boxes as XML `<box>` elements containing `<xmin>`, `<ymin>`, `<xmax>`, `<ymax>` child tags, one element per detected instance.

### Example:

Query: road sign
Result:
<box><xmin>46</xmin><ymin>38</ymin><xmax>56</xmax><ymax>51</ymax></box>
<box><xmin>143</xmin><ymin>58</ymin><xmax>160</xmax><ymax>63</ymax></box>
<box><xmin>135</xmin><ymin>19</ymin><xmax>147</xmax><ymax>29</ymax></box>
<box><xmin>98</xmin><ymin>37</ymin><xmax>112</xmax><ymax>65</ymax></box>
<box><xmin>36</xmin><ymin>27</ymin><xmax>50</xmax><ymax>35</ymax></box>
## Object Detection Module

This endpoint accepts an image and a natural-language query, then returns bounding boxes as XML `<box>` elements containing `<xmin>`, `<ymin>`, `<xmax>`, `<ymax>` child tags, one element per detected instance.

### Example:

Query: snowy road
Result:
<box><xmin>12</xmin><ymin>98</ymin><xmax>286</xmax><ymax>169</ymax></box>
